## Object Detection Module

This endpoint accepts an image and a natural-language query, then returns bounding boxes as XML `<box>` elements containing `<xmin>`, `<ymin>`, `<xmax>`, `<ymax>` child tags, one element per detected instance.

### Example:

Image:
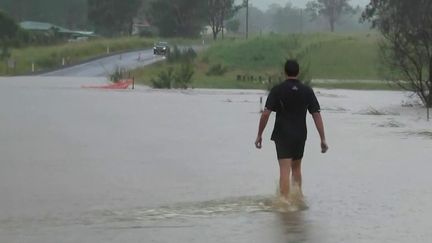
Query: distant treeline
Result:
<box><xmin>233</xmin><ymin>3</ymin><xmax>370</xmax><ymax>34</ymax></box>
<box><xmin>0</xmin><ymin>0</ymin><xmax>370</xmax><ymax>38</ymax></box>
<box><xmin>0</xmin><ymin>0</ymin><xmax>88</xmax><ymax>29</ymax></box>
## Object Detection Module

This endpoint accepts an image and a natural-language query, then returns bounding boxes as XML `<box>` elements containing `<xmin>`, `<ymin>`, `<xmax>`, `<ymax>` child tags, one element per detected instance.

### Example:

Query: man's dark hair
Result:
<box><xmin>284</xmin><ymin>60</ymin><xmax>300</xmax><ymax>77</ymax></box>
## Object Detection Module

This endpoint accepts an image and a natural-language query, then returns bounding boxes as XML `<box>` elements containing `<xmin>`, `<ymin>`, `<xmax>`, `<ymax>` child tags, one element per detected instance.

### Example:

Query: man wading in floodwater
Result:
<box><xmin>255</xmin><ymin>60</ymin><xmax>328</xmax><ymax>203</ymax></box>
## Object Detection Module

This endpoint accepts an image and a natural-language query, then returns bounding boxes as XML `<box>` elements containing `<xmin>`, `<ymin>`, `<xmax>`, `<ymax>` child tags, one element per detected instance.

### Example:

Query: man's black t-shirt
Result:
<box><xmin>265</xmin><ymin>79</ymin><xmax>320</xmax><ymax>142</ymax></box>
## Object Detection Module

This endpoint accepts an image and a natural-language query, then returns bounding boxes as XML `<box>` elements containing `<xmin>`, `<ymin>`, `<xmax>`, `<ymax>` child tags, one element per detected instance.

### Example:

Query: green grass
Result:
<box><xmin>132</xmin><ymin>32</ymin><xmax>398</xmax><ymax>90</ymax></box>
<box><xmin>309</xmin><ymin>34</ymin><xmax>380</xmax><ymax>80</ymax></box>
<box><xmin>200</xmin><ymin>32</ymin><xmax>381</xmax><ymax>79</ymax></box>
<box><xmin>0</xmin><ymin>37</ymin><xmax>200</xmax><ymax>75</ymax></box>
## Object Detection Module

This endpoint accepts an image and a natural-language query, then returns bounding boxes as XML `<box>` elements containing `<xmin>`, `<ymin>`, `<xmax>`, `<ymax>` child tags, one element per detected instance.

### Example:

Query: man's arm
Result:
<box><xmin>311</xmin><ymin>112</ymin><xmax>329</xmax><ymax>153</ymax></box>
<box><xmin>255</xmin><ymin>109</ymin><xmax>271</xmax><ymax>149</ymax></box>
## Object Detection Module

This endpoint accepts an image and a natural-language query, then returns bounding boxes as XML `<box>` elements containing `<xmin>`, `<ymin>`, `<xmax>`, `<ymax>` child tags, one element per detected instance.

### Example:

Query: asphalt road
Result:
<box><xmin>41</xmin><ymin>49</ymin><xmax>164</xmax><ymax>77</ymax></box>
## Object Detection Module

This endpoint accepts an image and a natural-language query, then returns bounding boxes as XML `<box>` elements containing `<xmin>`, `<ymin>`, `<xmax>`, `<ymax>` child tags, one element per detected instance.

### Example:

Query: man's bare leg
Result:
<box><xmin>278</xmin><ymin>159</ymin><xmax>292</xmax><ymax>200</ymax></box>
<box><xmin>291</xmin><ymin>159</ymin><xmax>304</xmax><ymax>196</ymax></box>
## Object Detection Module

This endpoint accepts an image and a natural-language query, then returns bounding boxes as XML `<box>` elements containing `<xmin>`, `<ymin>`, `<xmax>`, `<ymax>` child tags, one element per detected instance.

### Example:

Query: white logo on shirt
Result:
<box><xmin>292</xmin><ymin>86</ymin><xmax>299</xmax><ymax>91</ymax></box>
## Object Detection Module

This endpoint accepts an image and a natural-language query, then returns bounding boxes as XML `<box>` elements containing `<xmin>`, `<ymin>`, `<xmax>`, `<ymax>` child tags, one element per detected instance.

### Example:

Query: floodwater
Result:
<box><xmin>1</xmin><ymin>77</ymin><xmax>432</xmax><ymax>243</ymax></box>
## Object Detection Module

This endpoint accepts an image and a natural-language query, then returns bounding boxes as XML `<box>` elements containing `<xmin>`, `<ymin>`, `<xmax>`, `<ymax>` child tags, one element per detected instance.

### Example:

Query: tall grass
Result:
<box><xmin>134</xmin><ymin>32</ymin><xmax>390</xmax><ymax>90</ymax></box>
<box><xmin>202</xmin><ymin>35</ymin><xmax>305</xmax><ymax>70</ymax></box>
<box><xmin>309</xmin><ymin>34</ymin><xmax>380</xmax><ymax>80</ymax></box>
<box><xmin>201</xmin><ymin>32</ymin><xmax>380</xmax><ymax>80</ymax></box>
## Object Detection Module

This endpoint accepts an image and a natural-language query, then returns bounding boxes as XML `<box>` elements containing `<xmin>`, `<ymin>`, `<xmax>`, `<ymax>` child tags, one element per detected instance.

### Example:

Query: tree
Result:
<box><xmin>306</xmin><ymin>0</ymin><xmax>354</xmax><ymax>32</ymax></box>
<box><xmin>234</xmin><ymin>5</ymin><xmax>266</xmax><ymax>34</ymax></box>
<box><xmin>0</xmin><ymin>11</ymin><xmax>19</xmax><ymax>59</ymax></box>
<box><xmin>0</xmin><ymin>0</ymin><xmax>88</xmax><ymax>28</ymax></box>
<box><xmin>207</xmin><ymin>0</ymin><xmax>240</xmax><ymax>40</ymax></box>
<box><xmin>88</xmin><ymin>0</ymin><xmax>141</xmax><ymax>36</ymax></box>
<box><xmin>225</xmin><ymin>19</ymin><xmax>240</xmax><ymax>33</ymax></box>
<box><xmin>147</xmin><ymin>0</ymin><xmax>207</xmax><ymax>37</ymax></box>
<box><xmin>363</xmin><ymin>0</ymin><xmax>432</xmax><ymax>119</ymax></box>
<box><xmin>207</xmin><ymin>0</ymin><xmax>224</xmax><ymax>40</ymax></box>
<box><xmin>272</xmin><ymin>4</ymin><xmax>304</xmax><ymax>33</ymax></box>
<box><xmin>65</xmin><ymin>0</ymin><xmax>88</xmax><ymax>29</ymax></box>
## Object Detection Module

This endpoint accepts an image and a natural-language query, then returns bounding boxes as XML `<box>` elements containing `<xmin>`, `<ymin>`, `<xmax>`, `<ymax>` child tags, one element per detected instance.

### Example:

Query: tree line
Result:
<box><xmin>0</xmin><ymin>0</ymin><xmax>242</xmax><ymax>39</ymax></box>
<box><xmin>231</xmin><ymin>1</ymin><xmax>368</xmax><ymax>35</ymax></box>
<box><xmin>1</xmin><ymin>0</ymin><xmax>370</xmax><ymax>37</ymax></box>
<box><xmin>0</xmin><ymin>0</ymin><xmax>87</xmax><ymax>29</ymax></box>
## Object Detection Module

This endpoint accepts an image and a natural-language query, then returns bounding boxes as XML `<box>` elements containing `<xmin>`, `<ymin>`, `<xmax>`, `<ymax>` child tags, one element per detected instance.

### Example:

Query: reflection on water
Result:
<box><xmin>277</xmin><ymin>212</ymin><xmax>310</xmax><ymax>243</ymax></box>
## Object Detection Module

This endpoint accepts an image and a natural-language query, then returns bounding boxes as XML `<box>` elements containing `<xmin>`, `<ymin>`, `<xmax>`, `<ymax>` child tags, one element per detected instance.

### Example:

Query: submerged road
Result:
<box><xmin>41</xmin><ymin>49</ymin><xmax>164</xmax><ymax>77</ymax></box>
<box><xmin>1</xmin><ymin>76</ymin><xmax>432</xmax><ymax>242</ymax></box>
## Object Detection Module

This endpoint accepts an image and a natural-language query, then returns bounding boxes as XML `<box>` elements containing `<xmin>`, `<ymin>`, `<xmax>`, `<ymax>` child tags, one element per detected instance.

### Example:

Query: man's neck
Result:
<box><xmin>286</xmin><ymin>76</ymin><xmax>298</xmax><ymax>80</ymax></box>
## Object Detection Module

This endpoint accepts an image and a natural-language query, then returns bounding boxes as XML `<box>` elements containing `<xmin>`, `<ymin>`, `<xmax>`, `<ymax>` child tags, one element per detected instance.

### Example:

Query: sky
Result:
<box><xmin>250</xmin><ymin>0</ymin><xmax>371</xmax><ymax>10</ymax></box>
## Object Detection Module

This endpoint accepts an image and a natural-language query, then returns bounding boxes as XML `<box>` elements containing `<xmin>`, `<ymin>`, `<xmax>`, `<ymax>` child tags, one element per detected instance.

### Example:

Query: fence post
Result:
<box><xmin>132</xmin><ymin>77</ymin><xmax>135</xmax><ymax>90</ymax></box>
<box><xmin>427</xmin><ymin>106</ymin><xmax>430</xmax><ymax>121</ymax></box>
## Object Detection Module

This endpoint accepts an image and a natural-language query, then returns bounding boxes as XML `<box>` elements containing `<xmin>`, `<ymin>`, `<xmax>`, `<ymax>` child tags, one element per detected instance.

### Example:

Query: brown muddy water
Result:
<box><xmin>1</xmin><ymin>77</ymin><xmax>431</xmax><ymax>243</ymax></box>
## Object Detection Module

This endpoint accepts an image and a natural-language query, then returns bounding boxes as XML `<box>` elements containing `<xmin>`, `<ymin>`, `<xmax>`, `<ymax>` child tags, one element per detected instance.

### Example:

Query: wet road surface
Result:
<box><xmin>41</xmin><ymin>49</ymin><xmax>164</xmax><ymax>77</ymax></box>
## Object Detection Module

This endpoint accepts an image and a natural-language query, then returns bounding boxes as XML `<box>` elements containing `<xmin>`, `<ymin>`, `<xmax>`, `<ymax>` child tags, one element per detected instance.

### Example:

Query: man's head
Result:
<box><xmin>284</xmin><ymin>59</ymin><xmax>300</xmax><ymax>77</ymax></box>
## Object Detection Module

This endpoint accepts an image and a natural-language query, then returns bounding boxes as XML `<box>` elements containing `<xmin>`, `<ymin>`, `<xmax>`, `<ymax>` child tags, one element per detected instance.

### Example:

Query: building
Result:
<box><xmin>20</xmin><ymin>21</ymin><xmax>96</xmax><ymax>39</ymax></box>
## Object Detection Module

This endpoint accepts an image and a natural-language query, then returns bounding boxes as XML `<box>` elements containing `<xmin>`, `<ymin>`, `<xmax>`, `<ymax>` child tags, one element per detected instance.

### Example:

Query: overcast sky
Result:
<box><xmin>250</xmin><ymin>0</ymin><xmax>371</xmax><ymax>10</ymax></box>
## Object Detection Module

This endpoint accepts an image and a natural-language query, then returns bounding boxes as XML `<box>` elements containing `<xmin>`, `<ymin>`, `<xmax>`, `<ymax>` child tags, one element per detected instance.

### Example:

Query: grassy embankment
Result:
<box><xmin>132</xmin><ymin>32</ymin><xmax>399</xmax><ymax>90</ymax></box>
<box><xmin>0</xmin><ymin>37</ymin><xmax>199</xmax><ymax>76</ymax></box>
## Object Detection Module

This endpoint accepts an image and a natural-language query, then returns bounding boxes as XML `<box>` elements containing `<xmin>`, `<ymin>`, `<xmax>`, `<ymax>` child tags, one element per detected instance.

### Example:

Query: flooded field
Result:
<box><xmin>1</xmin><ymin>77</ymin><xmax>431</xmax><ymax>243</ymax></box>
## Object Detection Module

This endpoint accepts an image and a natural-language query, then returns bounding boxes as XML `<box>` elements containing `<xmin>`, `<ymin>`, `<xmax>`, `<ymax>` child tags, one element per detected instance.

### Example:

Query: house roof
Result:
<box><xmin>20</xmin><ymin>21</ymin><xmax>70</xmax><ymax>33</ymax></box>
<box><xmin>19</xmin><ymin>21</ymin><xmax>96</xmax><ymax>37</ymax></box>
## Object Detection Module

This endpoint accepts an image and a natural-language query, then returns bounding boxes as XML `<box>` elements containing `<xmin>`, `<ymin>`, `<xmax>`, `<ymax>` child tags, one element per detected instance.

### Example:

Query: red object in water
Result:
<box><xmin>82</xmin><ymin>79</ymin><xmax>133</xmax><ymax>89</ymax></box>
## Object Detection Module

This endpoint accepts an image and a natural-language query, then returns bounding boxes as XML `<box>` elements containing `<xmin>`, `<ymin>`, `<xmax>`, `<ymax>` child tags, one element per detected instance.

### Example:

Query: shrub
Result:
<box><xmin>151</xmin><ymin>67</ymin><xmax>175</xmax><ymax>89</ymax></box>
<box><xmin>184</xmin><ymin>47</ymin><xmax>197</xmax><ymax>60</ymax></box>
<box><xmin>201</xmin><ymin>55</ymin><xmax>210</xmax><ymax>64</ymax></box>
<box><xmin>174</xmin><ymin>62</ymin><xmax>194</xmax><ymax>89</ymax></box>
<box><xmin>110</xmin><ymin>67</ymin><xmax>127</xmax><ymax>82</ymax></box>
<box><xmin>167</xmin><ymin>45</ymin><xmax>181</xmax><ymax>63</ymax></box>
<box><xmin>0</xmin><ymin>46</ymin><xmax>10</xmax><ymax>59</ymax></box>
<box><xmin>151</xmin><ymin>62</ymin><xmax>194</xmax><ymax>89</ymax></box>
<box><xmin>167</xmin><ymin>45</ymin><xmax>197</xmax><ymax>63</ymax></box>
<box><xmin>206</xmin><ymin>63</ymin><xmax>227</xmax><ymax>76</ymax></box>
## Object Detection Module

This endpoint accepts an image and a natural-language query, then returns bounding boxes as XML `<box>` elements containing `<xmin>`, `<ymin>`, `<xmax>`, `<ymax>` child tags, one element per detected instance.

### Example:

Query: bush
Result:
<box><xmin>151</xmin><ymin>67</ymin><xmax>175</xmax><ymax>89</ymax></box>
<box><xmin>151</xmin><ymin>62</ymin><xmax>194</xmax><ymax>89</ymax></box>
<box><xmin>201</xmin><ymin>55</ymin><xmax>210</xmax><ymax>64</ymax></box>
<box><xmin>0</xmin><ymin>46</ymin><xmax>10</xmax><ymax>59</ymax></box>
<box><xmin>206</xmin><ymin>63</ymin><xmax>227</xmax><ymax>76</ymax></box>
<box><xmin>174</xmin><ymin>62</ymin><xmax>194</xmax><ymax>89</ymax></box>
<box><xmin>167</xmin><ymin>45</ymin><xmax>196</xmax><ymax>63</ymax></box>
<box><xmin>110</xmin><ymin>67</ymin><xmax>127</xmax><ymax>82</ymax></box>
<box><xmin>184</xmin><ymin>47</ymin><xmax>197</xmax><ymax>60</ymax></box>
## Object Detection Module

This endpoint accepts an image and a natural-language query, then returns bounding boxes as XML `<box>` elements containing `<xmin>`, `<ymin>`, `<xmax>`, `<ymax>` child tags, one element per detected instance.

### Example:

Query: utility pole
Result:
<box><xmin>245</xmin><ymin>0</ymin><xmax>249</xmax><ymax>39</ymax></box>
<box><xmin>221</xmin><ymin>0</ymin><xmax>225</xmax><ymax>40</ymax></box>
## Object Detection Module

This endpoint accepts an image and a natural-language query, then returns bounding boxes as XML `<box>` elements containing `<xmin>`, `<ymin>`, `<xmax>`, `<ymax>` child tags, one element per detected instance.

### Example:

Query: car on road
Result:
<box><xmin>153</xmin><ymin>41</ymin><xmax>170</xmax><ymax>56</ymax></box>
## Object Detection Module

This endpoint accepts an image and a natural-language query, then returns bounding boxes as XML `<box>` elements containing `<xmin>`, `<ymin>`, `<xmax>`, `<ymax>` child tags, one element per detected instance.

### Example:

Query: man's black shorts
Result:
<box><xmin>274</xmin><ymin>139</ymin><xmax>306</xmax><ymax>160</ymax></box>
